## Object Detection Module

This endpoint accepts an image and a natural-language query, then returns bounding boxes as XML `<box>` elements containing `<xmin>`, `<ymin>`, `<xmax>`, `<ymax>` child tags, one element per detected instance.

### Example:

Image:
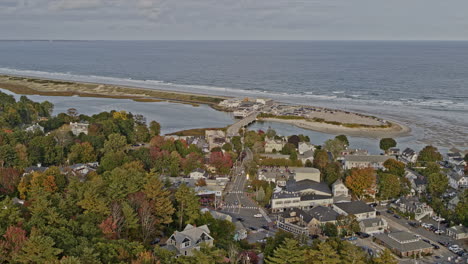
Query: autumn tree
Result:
<box><xmin>0</xmin><ymin>168</ymin><xmax>20</xmax><ymax>195</ymax></box>
<box><xmin>209</xmin><ymin>152</ymin><xmax>232</xmax><ymax>175</ymax></box>
<box><xmin>427</xmin><ymin>172</ymin><xmax>448</xmax><ymax>196</ymax></box>
<box><xmin>175</xmin><ymin>184</ymin><xmax>200</xmax><ymax>229</ymax></box>
<box><xmin>305</xmin><ymin>242</ymin><xmax>341</xmax><ymax>264</ymax></box>
<box><xmin>143</xmin><ymin>175</ymin><xmax>175</xmax><ymax>227</ymax></box>
<box><xmin>372</xmin><ymin>249</ymin><xmax>398</xmax><ymax>264</ymax></box>
<box><xmin>345</xmin><ymin>167</ymin><xmax>376</xmax><ymax>200</ymax></box>
<box><xmin>102</xmin><ymin>133</ymin><xmax>127</xmax><ymax>154</ymax></box>
<box><xmin>379</xmin><ymin>138</ymin><xmax>396</xmax><ymax>153</ymax></box>
<box><xmin>68</xmin><ymin>142</ymin><xmax>97</xmax><ymax>164</ymax></box>
<box><xmin>13</xmin><ymin>231</ymin><xmax>62</xmax><ymax>263</ymax></box>
<box><xmin>0</xmin><ymin>226</ymin><xmax>28</xmax><ymax>263</ymax></box>
<box><xmin>149</xmin><ymin>121</ymin><xmax>161</xmax><ymax>137</ymax></box>
<box><xmin>313</xmin><ymin>149</ymin><xmax>329</xmax><ymax>171</ymax></box>
<box><xmin>383</xmin><ymin>159</ymin><xmax>405</xmax><ymax>177</ymax></box>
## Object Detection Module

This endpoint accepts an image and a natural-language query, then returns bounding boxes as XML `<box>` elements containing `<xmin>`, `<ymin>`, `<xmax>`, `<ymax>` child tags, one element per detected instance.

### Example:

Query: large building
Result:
<box><xmin>374</xmin><ymin>231</ymin><xmax>433</xmax><ymax>258</ymax></box>
<box><xmin>332</xmin><ymin>201</ymin><xmax>376</xmax><ymax>220</ymax></box>
<box><xmin>290</xmin><ymin>167</ymin><xmax>321</xmax><ymax>182</ymax></box>
<box><xmin>343</xmin><ymin>155</ymin><xmax>395</xmax><ymax>170</ymax></box>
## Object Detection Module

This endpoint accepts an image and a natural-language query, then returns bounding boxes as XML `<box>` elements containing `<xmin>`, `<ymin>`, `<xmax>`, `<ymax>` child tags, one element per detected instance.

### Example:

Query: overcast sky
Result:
<box><xmin>1</xmin><ymin>0</ymin><xmax>468</xmax><ymax>40</ymax></box>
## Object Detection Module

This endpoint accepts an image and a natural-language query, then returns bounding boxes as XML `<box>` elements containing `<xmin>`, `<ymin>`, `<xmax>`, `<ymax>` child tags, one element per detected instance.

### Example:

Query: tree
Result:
<box><xmin>102</xmin><ymin>133</ymin><xmax>127</xmax><ymax>154</ymax></box>
<box><xmin>289</xmin><ymin>151</ymin><xmax>298</xmax><ymax>161</ymax></box>
<box><xmin>383</xmin><ymin>159</ymin><xmax>405</xmax><ymax>177</ymax></box>
<box><xmin>266</xmin><ymin>128</ymin><xmax>277</xmax><ymax>139</ymax></box>
<box><xmin>378</xmin><ymin>173</ymin><xmax>401</xmax><ymax>200</ymax></box>
<box><xmin>265</xmin><ymin>238</ymin><xmax>306</xmax><ymax>264</ymax></box>
<box><xmin>345</xmin><ymin>168</ymin><xmax>376</xmax><ymax>200</ymax></box>
<box><xmin>256</xmin><ymin>187</ymin><xmax>266</xmax><ymax>202</ymax></box>
<box><xmin>372</xmin><ymin>249</ymin><xmax>397</xmax><ymax>264</ymax></box>
<box><xmin>335</xmin><ymin>135</ymin><xmax>349</xmax><ymax>146</ymax></box>
<box><xmin>417</xmin><ymin>145</ymin><xmax>442</xmax><ymax>164</ymax></box>
<box><xmin>222</xmin><ymin>143</ymin><xmax>233</xmax><ymax>152</ymax></box>
<box><xmin>134</xmin><ymin>124</ymin><xmax>150</xmax><ymax>143</ymax></box>
<box><xmin>149</xmin><ymin>121</ymin><xmax>161</xmax><ymax>136</ymax></box>
<box><xmin>422</xmin><ymin>162</ymin><xmax>440</xmax><ymax>177</ymax></box>
<box><xmin>13</xmin><ymin>232</ymin><xmax>62</xmax><ymax>263</ymax></box>
<box><xmin>305</xmin><ymin>242</ymin><xmax>341</xmax><ymax>264</ymax></box>
<box><xmin>322</xmin><ymin>222</ymin><xmax>338</xmax><ymax>237</ymax></box>
<box><xmin>0</xmin><ymin>197</ymin><xmax>24</xmax><ymax>235</ymax></box>
<box><xmin>175</xmin><ymin>184</ymin><xmax>200</xmax><ymax>229</ymax></box>
<box><xmin>313</xmin><ymin>149</ymin><xmax>329</xmax><ymax>171</ymax></box>
<box><xmin>281</xmin><ymin>143</ymin><xmax>296</xmax><ymax>155</ymax></box>
<box><xmin>324</xmin><ymin>139</ymin><xmax>346</xmax><ymax>159</ymax></box>
<box><xmin>209</xmin><ymin>152</ymin><xmax>232</xmax><ymax>175</ymax></box>
<box><xmin>68</xmin><ymin>142</ymin><xmax>96</xmax><ymax>164</ymax></box>
<box><xmin>0</xmin><ymin>226</ymin><xmax>28</xmax><ymax>263</ymax></box>
<box><xmin>143</xmin><ymin>175</ymin><xmax>175</xmax><ymax>227</ymax></box>
<box><xmin>379</xmin><ymin>138</ymin><xmax>396</xmax><ymax>152</ymax></box>
<box><xmin>323</xmin><ymin>162</ymin><xmax>342</xmax><ymax>185</ymax></box>
<box><xmin>0</xmin><ymin>168</ymin><xmax>21</xmax><ymax>195</ymax></box>
<box><xmin>427</xmin><ymin>172</ymin><xmax>448</xmax><ymax>196</ymax></box>
<box><xmin>231</xmin><ymin>136</ymin><xmax>242</xmax><ymax>153</ymax></box>
<box><xmin>305</xmin><ymin>159</ymin><xmax>313</xmax><ymax>167</ymax></box>
<box><xmin>339</xmin><ymin>242</ymin><xmax>368</xmax><ymax>264</ymax></box>
<box><xmin>0</xmin><ymin>145</ymin><xmax>17</xmax><ymax>168</ymax></box>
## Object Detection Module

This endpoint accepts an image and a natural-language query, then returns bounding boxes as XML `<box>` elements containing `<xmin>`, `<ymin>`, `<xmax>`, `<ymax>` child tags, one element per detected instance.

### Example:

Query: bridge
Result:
<box><xmin>226</xmin><ymin>112</ymin><xmax>258</xmax><ymax>137</ymax></box>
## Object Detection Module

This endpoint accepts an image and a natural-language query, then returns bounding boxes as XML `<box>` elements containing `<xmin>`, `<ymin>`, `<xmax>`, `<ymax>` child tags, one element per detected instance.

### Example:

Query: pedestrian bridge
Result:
<box><xmin>226</xmin><ymin>112</ymin><xmax>258</xmax><ymax>137</ymax></box>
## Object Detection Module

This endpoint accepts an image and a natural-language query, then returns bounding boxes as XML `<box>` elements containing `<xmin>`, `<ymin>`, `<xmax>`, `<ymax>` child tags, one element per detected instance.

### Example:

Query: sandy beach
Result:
<box><xmin>260</xmin><ymin>117</ymin><xmax>411</xmax><ymax>138</ymax></box>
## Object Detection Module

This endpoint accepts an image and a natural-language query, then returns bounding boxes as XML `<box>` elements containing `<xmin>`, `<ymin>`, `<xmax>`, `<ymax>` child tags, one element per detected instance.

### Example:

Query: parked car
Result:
<box><xmin>254</xmin><ymin>213</ymin><xmax>263</xmax><ymax>218</ymax></box>
<box><xmin>438</xmin><ymin>240</ymin><xmax>450</xmax><ymax>247</ymax></box>
<box><xmin>249</xmin><ymin>226</ymin><xmax>257</xmax><ymax>231</ymax></box>
<box><xmin>261</xmin><ymin>225</ymin><xmax>270</xmax><ymax>230</ymax></box>
<box><xmin>150</xmin><ymin>238</ymin><xmax>161</xmax><ymax>245</ymax></box>
<box><xmin>431</xmin><ymin>244</ymin><xmax>440</xmax><ymax>250</ymax></box>
<box><xmin>236</xmin><ymin>217</ymin><xmax>245</xmax><ymax>222</ymax></box>
<box><xmin>393</xmin><ymin>214</ymin><xmax>401</xmax><ymax>219</ymax></box>
<box><xmin>356</xmin><ymin>232</ymin><xmax>370</xmax><ymax>238</ymax></box>
<box><xmin>347</xmin><ymin>236</ymin><xmax>358</xmax><ymax>241</ymax></box>
<box><xmin>434</xmin><ymin>229</ymin><xmax>444</xmax><ymax>235</ymax></box>
<box><xmin>386</xmin><ymin>209</ymin><xmax>394</xmax><ymax>214</ymax></box>
<box><xmin>422</xmin><ymin>239</ymin><xmax>431</xmax><ymax>244</ymax></box>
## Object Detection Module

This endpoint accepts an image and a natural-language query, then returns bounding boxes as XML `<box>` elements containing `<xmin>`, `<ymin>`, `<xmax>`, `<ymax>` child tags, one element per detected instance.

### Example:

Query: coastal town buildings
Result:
<box><xmin>390</xmin><ymin>197</ymin><xmax>434</xmax><ymax>221</ymax></box>
<box><xmin>205</xmin><ymin>130</ymin><xmax>226</xmax><ymax>150</ymax></box>
<box><xmin>400</xmin><ymin>148</ymin><xmax>418</xmax><ymax>164</ymax></box>
<box><xmin>332</xmin><ymin>201</ymin><xmax>376</xmax><ymax>221</ymax></box>
<box><xmin>359</xmin><ymin>218</ymin><xmax>388</xmax><ymax>234</ymax></box>
<box><xmin>25</xmin><ymin>123</ymin><xmax>44</xmax><ymax>133</ymax></box>
<box><xmin>264</xmin><ymin>138</ymin><xmax>286</xmax><ymax>153</ymax></box>
<box><xmin>446</xmin><ymin>225</ymin><xmax>468</xmax><ymax>240</ymax></box>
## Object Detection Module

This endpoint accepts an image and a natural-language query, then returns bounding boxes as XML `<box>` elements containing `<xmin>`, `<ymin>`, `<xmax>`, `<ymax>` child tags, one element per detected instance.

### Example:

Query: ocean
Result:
<box><xmin>0</xmin><ymin>40</ymin><xmax>467</xmax><ymax>151</ymax></box>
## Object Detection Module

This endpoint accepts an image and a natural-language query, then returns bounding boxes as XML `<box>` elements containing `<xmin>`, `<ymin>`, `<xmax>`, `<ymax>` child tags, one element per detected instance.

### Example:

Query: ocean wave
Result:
<box><xmin>0</xmin><ymin>67</ymin><xmax>467</xmax><ymax>112</ymax></box>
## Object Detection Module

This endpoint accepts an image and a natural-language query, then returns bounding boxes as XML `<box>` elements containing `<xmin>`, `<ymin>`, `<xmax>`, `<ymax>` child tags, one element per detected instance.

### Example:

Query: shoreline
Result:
<box><xmin>258</xmin><ymin>118</ymin><xmax>411</xmax><ymax>138</ymax></box>
<box><xmin>0</xmin><ymin>73</ymin><xmax>411</xmax><ymax>139</ymax></box>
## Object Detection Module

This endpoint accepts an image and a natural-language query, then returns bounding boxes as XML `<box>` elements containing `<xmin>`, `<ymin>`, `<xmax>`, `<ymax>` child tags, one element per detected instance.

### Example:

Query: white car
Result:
<box><xmin>449</xmin><ymin>245</ymin><xmax>460</xmax><ymax>251</ymax></box>
<box><xmin>254</xmin><ymin>214</ymin><xmax>263</xmax><ymax>218</ymax></box>
<box><xmin>434</xmin><ymin>230</ymin><xmax>444</xmax><ymax>235</ymax></box>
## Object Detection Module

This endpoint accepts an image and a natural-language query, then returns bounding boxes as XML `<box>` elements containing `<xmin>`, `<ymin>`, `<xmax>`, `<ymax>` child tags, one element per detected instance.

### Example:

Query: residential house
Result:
<box><xmin>391</xmin><ymin>197</ymin><xmax>433</xmax><ymax>221</ymax></box>
<box><xmin>388</xmin><ymin>148</ymin><xmax>400</xmax><ymax>156</ymax></box>
<box><xmin>298</xmin><ymin>142</ymin><xmax>315</xmax><ymax>155</ymax></box>
<box><xmin>205</xmin><ymin>130</ymin><xmax>226</xmax><ymax>150</ymax></box>
<box><xmin>359</xmin><ymin>218</ymin><xmax>388</xmax><ymax>234</ymax></box>
<box><xmin>401</xmin><ymin>148</ymin><xmax>418</xmax><ymax>164</ymax></box>
<box><xmin>448</xmin><ymin>196</ymin><xmax>460</xmax><ymax>211</ymax></box>
<box><xmin>218</xmin><ymin>99</ymin><xmax>241</xmax><ymax>108</ymax></box>
<box><xmin>166</xmin><ymin>224</ymin><xmax>214</xmax><ymax>257</ymax></box>
<box><xmin>448</xmin><ymin>171</ymin><xmax>468</xmax><ymax>189</ymax></box>
<box><xmin>340</xmin><ymin>149</ymin><xmax>369</xmax><ymax>156</ymax></box>
<box><xmin>374</xmin><ymin>231</ymin><xmax>433</xmax><ymax>258</ymax></box>
<box><xmin>25</xmin><ymin>123</ymin><xmax>44</xmax><ymax>133</ymax></box>
<box><xmin>257</xmin><ymin>167</ymin><xmax>290</xmax><ymax>187</ymax></box>
<box><xmin>264</xmin><ymin>138</ymin><xmax>286</xmax><ymax>153</ymax></box>
<box><xmin>343</xmin><ymin>155</ymin><xmax>395</xmax><ymax>170</ymax></box>
<box><xmin>234</xmin><ymin>221</ymin><xmax>247</xmax><ymax>241</ymax></box>
<box><xmin>332</xmin><ymin>201</ymin><xmax>376</xmax><ymax>221</ymax></box>
<box><xmin>332</xmin><ymin>179</ymin><xmax>351</xmax><ymax>203</ymax></box>
<box><xmin>189</xmin><ymin>168</ymin><xmax>208</xmax><ymax>180</ymax></box>
<box><xmin>299</xmin><ymin>150</ymin><xmax>314</xmax><ymax>165</ymax></box>
<box><xmin>70</xmin><ymin>122</ymin><xmax>89</xmax><ymax>136</ymax></box>
<box><xmin>446</xmin><ymin>225</ymin><xmax>468</xmax><ymax>240</ymax></box>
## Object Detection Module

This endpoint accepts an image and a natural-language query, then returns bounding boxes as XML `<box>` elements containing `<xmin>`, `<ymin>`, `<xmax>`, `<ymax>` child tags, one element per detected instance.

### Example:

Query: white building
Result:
<box><xmin>189</xmin><ymin>169</ymin><xmax>208</xmax><ymax>180</ymax></box>
<box><xmin>290</xmin><ymin>167</ymin><xmax>321</xmax><ymax>182</ymax></box>
<box><xmin>332</xmin><ymin>201</ymin><xmax>376</xmax><ymax>221</ymax></box>
<box><xmin>264</xmin><ymin>138</ymin><xmax>286</xmax><ymax>153</ymax></box>
<box><xmin>343</xmin><ymin>155</ymin><xmax>395</xmax><ymax>170</ymax></box>
<box><xmin>70</xmin><ymin>122</ymin><xmax>89</xmax><ymax>136</ymax></box>
<box><xmin>25</xmin><ymin>123</ymin><xmax>44</xmax><ymax>133</ymax></box>
<box><xmin>298</xmin><ymin>142</ymin><xmax>315</xmax><ymax>155</ymax></box>
<box><xmin>166</xmin><ymin>224</ymin><xmax>214</xmax><ymax>257</ymax></box>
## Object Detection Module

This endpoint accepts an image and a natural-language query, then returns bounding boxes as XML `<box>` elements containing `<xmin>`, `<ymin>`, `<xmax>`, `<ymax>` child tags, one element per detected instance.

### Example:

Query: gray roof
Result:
<box><xmin>448</xmin><ymin>225</ymin><xmax>467</xmax><ymax>235</ymax></box>
<box><xmin>360</xmin><ymin>218</ymin><xmax>386</xmax><ymax>228</ymax></box>
<box><xmin>289</xmin><ymin>167</ymin><xmax>320</xmax><ymax>174</ymax></box>
<box><xmin>344</xmin><ymin>155</ymin><xmax>395</xmax><ymax>163</ymax></box>
<box><xmin>301</xmin><ymin>194</ymin><xmax>334</xmax><ymax>202</ymax></box>
<box><xmin>280</xmin><ymin>208</ymin><xmax>313</xmax><ymax>223</ymax></box>
<box><xmin>308</xmin><ymin>206</ymin><xmax>339</xmax><ymax>222</ymax></box>
<box><xmin>334</xmin><ymin>201</ymin><xmax>375</xmax><ymax>215</ymax></box>
<box><xmin>272</xmin><ymin>192</ymin><xmax>300</xmax><ymax>199</ymax></box>
<box><xmin>285</xmin><ymin>179</ymin><xmax>331</xmax><ymax>195</ymax></box>
<box><xmin>375</xmin><ymin>232</ymin><xmax>433</xmax><ymax>253</ymax></box>
<box><xmin>170</xmin><ymin>224</ymin><xmax>212</xmax><ymax>247</ymax></box>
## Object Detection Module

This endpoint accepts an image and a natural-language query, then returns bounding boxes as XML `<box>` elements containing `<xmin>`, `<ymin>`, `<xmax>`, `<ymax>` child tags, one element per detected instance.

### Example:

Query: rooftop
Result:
<box><xmin>334</xmin><ymin>201</ymin><xmax>375</xmax><ymax>215</ymax></box>
<box><xmin>285</xmin><ymin>179</ymin><xmax>331</xmax><ymax>195</ymax></box>
<box><xmin>375</xmin><ymin>232</ymin><xmax>432</xmax><ymax>253</ymax></box>
<box><xmin>308</xmin><ymin>206</ymin><xmax>339</xmax><ymax>222</ymax></box>
<box><xmin>344</xmin><ymin>155</ymin><xmax>395</xmax><ymax>163</ymax></box>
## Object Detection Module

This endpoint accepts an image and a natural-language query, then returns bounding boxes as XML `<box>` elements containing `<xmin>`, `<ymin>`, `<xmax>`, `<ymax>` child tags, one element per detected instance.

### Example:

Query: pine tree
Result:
<box><xmin>372</xmin><ymin>249</ymin><xmax>398</xmax><ymax>264</ymax></box>
<box><xmin>256</xmin><ymin>187</ymin><xmax>266</xmax><ymax>202</ymax></box>
<box><xmin>175</xmin><ymin>184</ymin><xmax>200</xmax><ymax>229</ymax></box>
<box><xmin>13</xmin><ymin>232</ymin><xmax>62</xmax><ymax>263</ymax></box>
<box><xmin>265</xmin><ymin>238</ymin><xmax>306</xmax><ymax>264</ymax></box>
<box><xmin>143</xmin><ymin>175</ymin><xmax>175</xmax><ymax>226</ymax></box>
<box><xmin>305</xmin><ymin>242</ymin><xmax>341</xmax><ymax>264</ymax></box>
<box><xmin>121</xmin><ymin>201</ymin><xmax>139</xmax><ymax>239</ymax></box>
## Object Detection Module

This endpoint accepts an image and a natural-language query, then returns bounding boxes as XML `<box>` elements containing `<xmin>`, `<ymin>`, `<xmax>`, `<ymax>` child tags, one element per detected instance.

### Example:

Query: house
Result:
<box><xmin>359</xmin><ymin>218</ymin><xmax>388</xmax><ymax>234</ymax></box>
<box><xmin>70</xmin><ymin>122</ymin><xmax>89</xmax><ymax>136</ymax></box>
<box><xmin>290</xmin><ymin>167</ymin><xmax>321</xmax><ymax>182</ymax></box>
<box><xmin>25</xmin><ymin>123</ymin><xmax>44</xmax><ymax>133</ymax></box>
<box><xmin>298</xmin><ymin>142</ymin><xmax>315</xmax><ymax>155</ymax></box>
<box><xmin>299</xmin><ymin>150</ymin><xmax>314</xmax><ymax>165</ymax></box>
<box><xmin>343</xmin><ymin>155</ymin><xmax>395</xmax><ymax>170</ymax></box>
<box><xmin>257</xmin><ymin>167</ymin><xmax>290</xmax><ymax>187</ymax></box>
<box><xmin>374</xmin><ymin>231</ymin><xmax>433</xmax><ymax>258</ymax></box>
<box><xmin>276</xmin><ymin>208</ymin><xmax>313</xmax><ymax>236</ymax></box>
<box><xmin>446</xmin><ymin>225</ymin><xmax>468</xmax><ymax>240</ymax></box>
<box><xmin>189</xmin><ymin>168</ymin><xmax>208</xmax><ymax>180</ymax></box>
<box><xmin>446</xmin><ymin>152</ymin><xmax>466</xmax><ymax>167</ymax></box>
<box><xmin>401</xmin><ymin>148</ymin><xmax>418</xmax><ymax>164</ymax></box>
<box><xmin>332</xmin><ymin>201</ymin><xmax>376</xmax><ymax>221</ymax></box>
<box><xmin>308</xmin><ymin>206</ymin><xmax>340</xmax><ymax>235</ymax></box>
<box><xmin>219</xmin><ymin>98</ymin><xmax>241</xmax><ymax>108</ymax></box>
<box><xmin>234</xmin><ymin>221</ymin><xmax>247</xmax><ymax>241</ymax></box>
<box><xmin>166</xmin><ymin>224</ymin><xmax>214</xmax><ymax>257</ymax></box>
<box><xmin>448</xmin><ymin>171</ymin><xmax>468</xmax><ymax>189</ymax></box>
<box><xmin>332</xmin><ymin>179</ymin><xmax>351</xmax><ymax>203</ymax></box>
<box><xmin>391</xmin><ymin>197</ymin><xmax>433</xmax><ymax>221</ymax></box>
<box><xmin>340</xmin><ymin>149</ymin><xmax>369</xmax><ymax>156</ymax></box>
<box><xmin>23</xmin><ymin>164</ymin><xmax>48</xmax><ymax>176</ymax></box>
<box><xmin>264</xmin><ymin>138</ymin><xmax>285</xmax><ymax>153</ymax></box>
<box><xmin>388</xmin><ymin>148</ymin><xmax>400</xmax><ymax>156</ymax></box>
<box><xmin>448</xmin><ymin>196</ymin><xmax>460</xmax><ymax>211</ymax></box>
<box><xmin>64</xmin><ymin>162</ymin><xmax>99</xmax><ymax>179</ymax></box>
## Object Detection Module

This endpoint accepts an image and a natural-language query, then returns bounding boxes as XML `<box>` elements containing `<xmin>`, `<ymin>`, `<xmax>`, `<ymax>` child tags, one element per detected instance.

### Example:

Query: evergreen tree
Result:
<box><xmin>306</xmin><ymin>242</ymin><xmax>341</xmax><ymax>264</ymax></box>
<box><xmin>143</xmin><ymin>175</ymin><xmax>175</xmax><ymax>227</ymax></box>
<box><xmin>13</xmin><ymin>232</ymin><xmax>63</xmax><ymax>263</ymax></box>
<box><xmin>372</xmin><ymin>249</ymin><xmax>398</xmax><ymax>264</ymax></box>
<box><xmin>175</xmin><ymin>184</ymin><xmax>200</xmax><ymax>229</ymax></box>
<box><xmin>256</xmin><ymin>187</ymin><xmax>266</xmax><ymax>202</ymax></box>
<box><xmin>265</xmin><ymin>238</ymin><xmax>306</xmax><ymax>264</ymax></box>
